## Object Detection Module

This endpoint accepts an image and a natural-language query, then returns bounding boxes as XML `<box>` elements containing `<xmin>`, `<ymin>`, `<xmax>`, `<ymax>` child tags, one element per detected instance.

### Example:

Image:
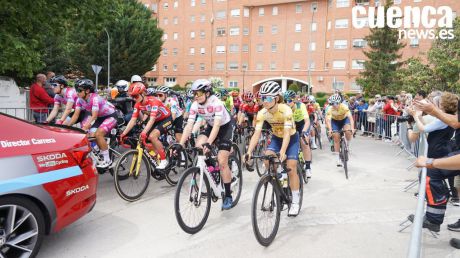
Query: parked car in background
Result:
<box><xmin>0</xmin><ymin>113</ymin><xmax>98</xmax><ymax>257</ymax></box>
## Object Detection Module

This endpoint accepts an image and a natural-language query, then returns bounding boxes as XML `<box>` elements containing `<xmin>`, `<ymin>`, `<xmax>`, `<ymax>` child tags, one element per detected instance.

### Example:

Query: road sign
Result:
<box><xmin>91</xmin><ymin>65</ymin><xmax>103</xmax><ymax>90</ymax></box>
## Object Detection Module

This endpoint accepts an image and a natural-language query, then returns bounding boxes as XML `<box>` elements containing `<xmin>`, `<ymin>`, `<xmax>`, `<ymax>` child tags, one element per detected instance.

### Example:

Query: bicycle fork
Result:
<box><xmin>129</xmin><ymin>146</ymin><xmax>144</xmax><ymax>177</ymax></box>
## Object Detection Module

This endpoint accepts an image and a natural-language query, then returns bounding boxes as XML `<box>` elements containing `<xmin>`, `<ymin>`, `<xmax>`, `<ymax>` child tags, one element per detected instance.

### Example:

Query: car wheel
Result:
<box><xmin>0</xmin><ymin>196</ymin><xmax>46</xmax><ymax>257</ymax></box>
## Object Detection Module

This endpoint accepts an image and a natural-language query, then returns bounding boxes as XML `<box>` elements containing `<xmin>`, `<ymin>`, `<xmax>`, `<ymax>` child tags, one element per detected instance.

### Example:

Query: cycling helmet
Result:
<box><xmin>156</xmin><ymin>85</ymin><xmax>170</xmax><ymax>94</ymax></box>
<box><xmin>308</xmin><ymin>95</ymin><xmax>316</xmax><ymax>103</ymax></box>
<box><xmin>215</xmin><ymin>92</ymin><xmax>222</xmax><ymax>98</ymax></box>
<box><xmin>186</xmin><ymin>89</ymin><xmax>194</xmax><ymax>98</ymax></box>
<box><xmin>50</xmin><ymin>75</ymin><xmax>68</xmax><ymax>86</ymax></box>
<box><xmin>259</xmin><ymin>81</ymin><xmax>281</xmax><ymax>96</ymax></box>
<box><xmin>328</xmin><ymin>94</ymin><xmax>342</xmax><ymax>104</ymax></box>
<box><xmin>146</xmin><ymin>87</ymin><xmax>156</xmax><ymax>96</ymax></box>
<box><xmin>284</xmin><ymin>90</ymin><xmax>296</xmax><ymax>99</ymax></box>
<box><xmin>191</xmin><ymin>79</ymin><xmax>212</xmax><ymax>92</ymax></box>
<box><xmin>243</xmin><ymin>92</ymin><xmax>254</xmax><ymax>102</ymax></box>
<box><xmin>75</xmin><ymin>79</ymin><xmax>95</xmax><ymax>93</ymax></box>
<box><xmin>220</xmin><ymin>88</ymin><xmax>228</xmax><ymax>96</ymax></box>
<box><xmin>115</xmin><ymin>80</ymin><xmax>129</xmax><ymax>92</ymax></box>
<box><xmin>128</xmin><ymin>82</ymin><xmax>146</xmax><ymax>96</ymax></box>
<box><xmin>301</xmin><ymin>95</ymin><xmax>309</xmax><ymax>103</ymax></box>
<box><xmin>130</xmin><ymin>75</ymin><xmax>142</xmax><ymax>83</ymax></box>
<box><xmin>231</xmin><ymin>91</ymin><xmax>239</xmax><ymax>97</ymax></box>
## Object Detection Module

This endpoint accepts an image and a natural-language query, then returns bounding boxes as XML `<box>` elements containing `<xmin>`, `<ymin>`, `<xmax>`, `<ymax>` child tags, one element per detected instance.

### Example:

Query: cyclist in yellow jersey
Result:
<box><xmin>326</xmin><ymin>94</ymin><xmax>355</xmax><ymax>167</ymax></box>
<box><xmin>245</xmin><ymin>81</ymin><xmax>301</xmax><ymax>217</ymax></box>
<box><xmin>284</xmin><ymin>90</ymin><xmax>313</xmax><ymax>178</ymax></box>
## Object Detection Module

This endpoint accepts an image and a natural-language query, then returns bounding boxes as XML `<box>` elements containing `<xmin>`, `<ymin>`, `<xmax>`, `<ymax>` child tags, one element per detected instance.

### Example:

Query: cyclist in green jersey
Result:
<box><xmin>221</xmin><ymin>89</ymin><xmax>234</xmax><ymax>115</ymax></box>
<box><xmin>284</xmin><ymin>90</ymin><xmax>313</xmax><ymax>178</ymax></box>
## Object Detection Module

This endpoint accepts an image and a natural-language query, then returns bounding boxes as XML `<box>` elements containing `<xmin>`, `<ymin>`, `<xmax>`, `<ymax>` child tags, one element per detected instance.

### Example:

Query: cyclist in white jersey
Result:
<box><xmin>177</xmin><ymin>79</ymin><xmax>235</xmax><ymax>210</ymax></box>
<box><xmin>155</xmin><ymin>86</ymin><xmax>184</xmax><ymax>141</ymax></box>
<box><xmin>46</xmin><ymin>75</ymin><xmax>78</xmax><ymax>125</ymax></box>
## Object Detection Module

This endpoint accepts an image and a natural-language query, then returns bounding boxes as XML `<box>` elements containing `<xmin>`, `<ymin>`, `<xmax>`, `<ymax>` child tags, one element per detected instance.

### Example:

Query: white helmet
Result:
<box><xmin>156</xmin><ymin>86</ymin><xmax>170</xmax><ymax>94</ymax></box>
<box><xmin>191</xmin><ymin>79</ymin><xmax>212</xmax><ymax>92</ymax></box>
<box><xmin>308</xmin><ymin>95</ymin><xmax>316</xmax><ymax>103</ymax></box>
<box><xmin>115</xmin><ymin>80</ymin><xmax>129</xmax><ymax>92</ymax></box>
<box><xmin>259</xmin><ymin>81</ymin><xmax>281</xmax><ymax>96</ymax></box>
<box><xmin>328</xmin><ymin>94</ymin><xmax>342</xmax><ymax>104</ymax></box>
<box><xmin>130</xmin><ymin>75</ymin><xmax>142</xmax><ymax>83</ymax></box>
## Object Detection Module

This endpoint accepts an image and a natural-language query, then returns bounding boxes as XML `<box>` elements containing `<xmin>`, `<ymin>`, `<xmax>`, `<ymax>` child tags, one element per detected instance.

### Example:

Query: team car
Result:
<box><xmin>0</xmin><ymin>113</ymin><xmax>98</xmax><ymax>257</ymax></box>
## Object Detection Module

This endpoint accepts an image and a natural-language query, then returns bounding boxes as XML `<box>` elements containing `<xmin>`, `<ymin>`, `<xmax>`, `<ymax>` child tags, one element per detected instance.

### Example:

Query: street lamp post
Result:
<box><xmin>104</xmin><ymin>28</ymin><xmax>110</xmax><ymax>88</ymax></box>
<box><xmin>307</xmin><ymin>7</ymin><xmax>316</xmax><ymax>95</ymax></box>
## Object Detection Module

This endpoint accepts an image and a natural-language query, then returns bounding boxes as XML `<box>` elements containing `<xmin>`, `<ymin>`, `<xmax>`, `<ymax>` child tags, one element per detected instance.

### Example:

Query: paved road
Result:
<box><xmin>39</xmin><ymin>135</ymin><xmax>460</xmax><ymax>258</ymax></box>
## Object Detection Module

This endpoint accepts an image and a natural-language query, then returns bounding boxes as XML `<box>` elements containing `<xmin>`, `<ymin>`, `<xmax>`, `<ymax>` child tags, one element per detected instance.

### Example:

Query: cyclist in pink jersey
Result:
<box><xmin>69</xmin><ymin>79</ymin><xmax>117</xmax><ymax>168</ymax></box>
<box><xmin>46</xmin><ymin>75</ymin><xmax>78</xmax><ymax>125</ymax></box>
<box><xmin>177</xmin><ymin>79</ymin><xmax>235</xmax><ymax>210</ymax></box>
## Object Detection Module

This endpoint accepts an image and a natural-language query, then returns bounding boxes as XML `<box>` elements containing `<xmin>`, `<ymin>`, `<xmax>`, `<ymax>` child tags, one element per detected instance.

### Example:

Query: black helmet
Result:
<box><xmin>51</xmin><ymin>75</ymin><xmax>68</xmax><ymax>86</ymax></box>
<box><xmin>75</xmin><ymin>79</ymin><xmax>95</xmax><ymax>93</ymax></box>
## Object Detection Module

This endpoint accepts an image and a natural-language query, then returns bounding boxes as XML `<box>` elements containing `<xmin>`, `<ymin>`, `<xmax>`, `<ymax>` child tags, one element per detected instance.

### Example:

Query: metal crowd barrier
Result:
<box><xmin>354</xmin><ymin>111</ymin><xmax>402</xmax><ymax>142</ymax></box>
<box><xmin>0</xmin><ymin>107</ymin><xmax>54</xmax><ymax>122</ymax></box>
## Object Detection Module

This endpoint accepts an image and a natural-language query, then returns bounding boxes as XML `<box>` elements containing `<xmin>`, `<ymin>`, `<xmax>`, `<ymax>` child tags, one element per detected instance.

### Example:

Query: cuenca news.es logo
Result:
<box><xmin>352</xmin><ymin>5</ymin><xmax>455</xmax><ymax>40</ymax></box>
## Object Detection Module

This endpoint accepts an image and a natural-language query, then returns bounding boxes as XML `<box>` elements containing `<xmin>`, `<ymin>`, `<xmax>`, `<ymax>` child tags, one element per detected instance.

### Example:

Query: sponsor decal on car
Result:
<box><xmin>0</xmin><ymin>138</ymin><xmax>56</xmax><ymax>148</ymax></box>
<box><xmin>66</xmin><ymin>185</ymin><xmax>90</xmax><ymax>197</ymax></box>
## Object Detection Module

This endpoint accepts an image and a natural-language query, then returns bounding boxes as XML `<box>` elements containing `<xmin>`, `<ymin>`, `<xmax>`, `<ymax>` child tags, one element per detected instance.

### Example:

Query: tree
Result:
<box><xmin>288</xmin><ymin>82</ymin><xmax>300</xmax><ymax>93</ymax></box>
<box><xmin>209</xmin><ymin>77</ymin><xmax>224</xmax><ymax>88</ymax></box>
<box><xmin>356</xmin><ymin>1</ymin><xmax>405</xmax><ymax>95</ymax></box>
<box><xmin>396</xmin><ymin>57</ymin><xmax>436</xmax><ymax>93</ymax></box>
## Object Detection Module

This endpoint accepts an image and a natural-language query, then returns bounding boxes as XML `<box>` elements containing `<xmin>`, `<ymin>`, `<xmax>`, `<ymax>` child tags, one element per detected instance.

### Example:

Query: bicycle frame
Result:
<box><xmin>195</xmin><ymin>155</ymin><xmax>224</xmax><ymax>201</ymax></box>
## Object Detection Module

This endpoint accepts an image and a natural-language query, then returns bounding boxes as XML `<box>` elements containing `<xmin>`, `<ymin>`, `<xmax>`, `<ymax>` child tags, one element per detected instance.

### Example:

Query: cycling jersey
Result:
<box><xmin>233</xmin><ymin>97</ymin><xmax>242</xmax><ymax>109</ymax></box>
<box><xmin>76</xmin><ymin>93</ymin><xmax>115</xmax><ymax>117</ymax></box>
<box><xmin>240</xmin><ymin>102</ymin><xmax>260</xmax><ymax>116</ymax></box>
<box><xmin>223</xmin><ymin>96</ymin><xmax>233</xmax><ymax>113</ymax></box>
<box><xmin>326</xmin><ymin>103</ymin><xmax>351</xmax><ymax>121</ymax></box>
<box><xmin>188</xmin><ymin>95</ymin><xmax>231</xmax><ymax>126</ymax></box>
<box><xmin>314</xmin><ymin>102</ymin><xmax>321</xmax><ymax>112</ymax></box>
<box><xmin>291</xmin><ymin>102</ymin><xmax>309</xmax><ymax>122</ymax></box>
<box><xmin>255</xmin><ymin>104</ymin><xmax>296</xmax><ymax>138</ymax></box>
<box><xmin>132</xmin><ymin>96</ymin><xmax>171</xmax><ymax>121</ymax></box>
<box><xmin>164</xmin><ymin>97</ymin><xmax>183</xmax><ymax>118</ymax></box>
<box><xmin>307</xmin><ymin>104</ymin><xmax>316</xmax><ymax>116</ymax></box>
<box><xmin>54</xmin><ymin>87</ymin><xmax>77</xmax><ymax>108</ymax></box>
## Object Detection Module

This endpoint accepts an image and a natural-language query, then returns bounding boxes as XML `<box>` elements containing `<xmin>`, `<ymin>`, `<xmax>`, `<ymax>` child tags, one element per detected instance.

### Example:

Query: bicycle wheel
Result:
<box><xmin>251</xmin><ymin>174</ymin><xmax>281</xmax><ymax>247</ymax></box>
<box><xmin>255</xmin><ymin>145</ymin><xmax>266</xmax><ymax>177</ymax></box>
<box><xmin>341</xmin><ymin>140</ymin><xmax>349</xmax><ymax>179</ymax></box>
<box><xmin>297</xmin><ymin>161</ymin><xmax>308</xmax><ymax>184</ymax></box>
<box><xmin>229</xmin><ymin>155</ymin><xmax>243</xmax><ymax>208</ymax></box>
<box><xmin>114</xmin><ymin>149</ymin><xmax>151</xmax><ymax>202</ymax></box>
<box><xmin>164</xmin><ymin>146</ymin><xmax>189</xmax><ymax>186</ymax></box>
<box><xmin>175</xmin><ymin>167</ymin><xmax>211</xmax><ymax>234</ymax></box>
<box><xmin>231</xmin><ymin>143</ymin><xmax>242</xmax><ymax>167</ymax></box>
<box><xmin>297</xmin><ymin>169</ymin><xmax>304</xmax><ymax>208</ymax></box>
<box><xmin>315</xmin><ymin>126</ymin><xmax>322</xmax><ymax>150</ymax></box>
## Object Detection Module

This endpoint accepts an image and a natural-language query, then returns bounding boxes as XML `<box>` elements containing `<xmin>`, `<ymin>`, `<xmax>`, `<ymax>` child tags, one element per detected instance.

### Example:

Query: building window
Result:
<box><xmin>256</xmin><ymin>63</ymin><xmax>263</xmax><ymax>70</ymax></box>
<box><xmin>173</xmin><ymin>17</ymin><xmax>178</xmax><ymax>25</ymax></box>
<box><xmin>328</xmin><ymin>21</ymin><xmax>332</xmax><ymax>30</ymax></box>
<box><xmin>201</xmin><ymin>0</ymin><xmax>206</xmax><ymax>5</ymax></box>
<box><xmin>165</xmin><ymin>77</ymin><xmax>176</xmax><ymax>84</ymax></box>
<box><xmin>272</xmin><ymin>7</ymin><xmax>278</xmax><ymax>15</ymax></box>
<box><xmin>163</xmin><ymin>64</ymin><xmax>168</xmax><ymax>71</ymax></box>
<box><xmin>243</xmin><ymin>27</ymin><xmax>249</xmax><ymax>36</ymax></box>
<box><xmin>355</xmin><ymin>17</ymin><xmax>369</xmax><ymax>28</ymax></box>
<box><xmin>351</xmin><ymin>82</ymin><xmax>362</xmax><ymax>91</ymax></box>
<box><xmin>309</xmin><ymin>61</ymin><xmax>316</xmax><ymax>70</ymax></box>
<box><xmin>311</xmin><ymin>2</ymin><xmax>318</xmax><ymax>12</ymax></box>
<box><xmin>200</xmin><ymin>63</ymin><xmax>205</xmax><ymax>71</ymax></box>
<box><xmin>229</xmin><ymin>44</ymin><xmax>239</xmax><ymax>53</ymax></box>
<box><xmin>163</xmin><ymin>18</ymin><xmax>168</xmax><ymax>25</ymax></box>
<box><xmin>231</xmin><ymin>9</ymin><xmax>240</xmax><ymax>17</ymax></box>
<box><xmin>242</xmin><ymin>44</ymin><xmax>249</xmax><ymax>52</ymax></box>
<box><xmin>229</xmin><ymin>62</ymin><xmax>239</xmax><ymax>70</ymax></box>
<box><xmin>295</xmin><ymin>24</ymin><xmax>302</xmax><ymax>32</ymax></box>
<box><xmin>244</xmin><ymin>7</ymin><xmax>249</xmax><ymax>17</ymax></box>
<box><xmin>190</xmin><ymin>15</ymin><xmax>195</xmax><ymax>22</ymax></box>
<box><xmin>336</xmin><ymin>0</ymin><xmax>349</xmax><ymax>8</ymax></box>
<box><xmin>394</xmin><ymin>0</ymin><xmax>401</xmax><ymax>4</ymax></box>
<box><xmin>334</xmin><ymin>40</ymin><xmax>348</xmax><ymax>49</ymax></box>
<box><xmin>293</xmin><ymin>62</ymin><xmax>300</xmax><ymax>71</ymax></box>
<box><xmin>242</xmin><ymin>63</ymin><xmax>248</xmax><ymax>70</ymax></box>
<box><xmin>216</xmin><ymin>45</ymin><xmax>226</xmax><ymax>53</ymax></box>
<box><xmin>294</xmin><ymin>43</ymin><xmax>301</xmax><ymax>51</ymax></box>
<box><xmin>174</xmin><ymin>1</ymin><xmax>178</xmax><ymax>8</ymax></box>
<box><xmin>257</xmin><ymin>44</ymin><xmax>263</xmax><ymax>52</ymax></box>
<box><xmin>229</xmin><ymin>81</ymin><xmax>238</xmax><ymax>87</ymax></box>
<box><xmin>216</xmin><ymin>10</ymin><xmax>226</xmax><ymax>19</ymax></box>
<box><xmin>333</xmin><ymin>60</ymin><xmax>346</xmax><ymax>69</ymax></box>
<box><xmin>258</xmin><ymin>26</ymin><xmax>264</xmax><ymax>34</ymax></box>
<box><xmin>200</xmin><ymin>30</ymin><xmax>205</xmax><ymax>39</ymax></box>
<box><xmin>172</xmin><ymin>64</ymin><xmax>176</xmax><ymax>71</ymax></box>
<box><xmin>296</xmin><ymin>4</ymin><xmax>302</xmax><ymax>13</ymax></box>
<box><xmin>190</xmin><ymin>31</ymin><xmax>195</xmax><ymax>39</ymax></box>
<box><xmin>335</xmin><ymin>19</ymin><xmax>349</xmax><ymax>29</ymax></box>
<box><xmin>200</xmin><ymin>14</ymin><xmax>206</xmax><ymax>23</ymax></box>
<box><xmin>352</xmin><ymin>60</ymin><xmax>365</xmax><ymax>69</ymax></box>
<box><xmin>271</xmin><ymin>25</ymin><xmax>278</xmax><ymax>34</ymax></box>
<box><xmin>217</xmin><ymin>27</ymin><xmax>226</xmax><ymax>36</ymax></box>
<box><xmin>191</xmin><ymin>0</ymin><xmax>195</xmax><ymax>7</ymax></box>
<box><xmin>200</xmin><ymin>47</ymin><xmax>205</xmax><ymax>54</ymax></box>
<box><xmin>189</xmin><ymin>47</ymin><xmax>195</xmax><ymax>55</ymax></box>
<box><xmin>333</xmin><ymin>81</ymin><xmax>345</xmax><ymax>90</ymax></box>
<box><xmin>163</xmin><ymin>3</ymin><xmax>169</xmax><ymax>9</ymax></box>
<box><xmin>163</xmin><ymin>33</ymin><xmax>168</xmax><ymax>40</ymax></box>
<box><xmin>215</xmin><ymin>62</ymin><xmax>225</xmax><ymax>70</ymax></box>
<box><xmin>310</xmin><ymin>42</ymin><xmax>316</xmax><ymax>51</ymax></box>
<box><xmin>162</xmin><ymin>48</ymin><xmax>168</xmax><ymax>56</ymax></box>
<box><xmin>229</xmin><ymin>27</ymin><xmax>240</xmax><ymax>36</ymax></box>
<box><xmin>189</xmin><ymin>63</ymin><xmax>195</xmax><ymax>71</ymax></box>
<box><xmin>410</xmin><ymin>38</ymin><xmax>419</xmax><ymax>47</ymax></box>
<box><xmin>352</xmin><ymin>39</ymin><xmax>367</xmax><ymax>48</ymax></box>
<box><xmin>271</xmin><ymin>43</ymin><xmax>277</xmax><ymax>52</ymax></box>
<box><xmin>173</xmin><ymin>32</ymin><xmax>178</xmax><ymax>40</ymax></box>
<box><xmin>259</xmin><ymin>7</ymin><xmax>264</xmax><ymax>16</ymax></box>
<box><xmin>311</xmin><ymin>23</ymin><xmax>317</xmax><ymax>32</ymax></box>
<box><xmin>326</xmin><ymin>41</ymin><xmax>330</xmax><ymax>48</ymax></box>
<box><xmin>270</xmin><ymin>62</ymin><xmax>276</xmax><ymax>70</ymax></box>
<box><xmin>173</xmin><ymin>48</ymin><xmax>178</xmax><ymax>56</ymax></box>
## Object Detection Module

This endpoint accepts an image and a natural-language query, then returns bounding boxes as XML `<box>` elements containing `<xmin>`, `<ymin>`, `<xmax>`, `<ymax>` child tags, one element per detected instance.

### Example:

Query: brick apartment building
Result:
<box><xmin>140</xmin><ymin>0</ymin><xmax>459</xmax><ymax>93</ymax></box>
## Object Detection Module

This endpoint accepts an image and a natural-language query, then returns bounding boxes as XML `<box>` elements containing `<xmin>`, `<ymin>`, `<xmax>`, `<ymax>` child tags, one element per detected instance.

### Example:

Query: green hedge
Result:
<box><xmin>315</xmin><ymin>92</ymin><xmax>327</xmax><ymax>98</ymax></box>
<box><xmin>316</xmin><ymin>96</ymin><xmax>328</xmax><ymax>107</ymax></box>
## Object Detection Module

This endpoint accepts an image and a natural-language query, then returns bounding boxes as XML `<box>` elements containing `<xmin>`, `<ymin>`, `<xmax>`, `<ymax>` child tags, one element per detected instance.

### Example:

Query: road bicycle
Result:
<box><xmin>250</xmin><ymin>154</ymin><xmax>304</xmax><ymax>246</ymax></box>
<box><xmin>334</xmin><ymin>129</ymin><xmax>352</xmax><ymax>180</ymax></box>
<box><xmin>174</xmin><ymin>147</ymin><xmax>242</xmax><ymax>234</ymax></box>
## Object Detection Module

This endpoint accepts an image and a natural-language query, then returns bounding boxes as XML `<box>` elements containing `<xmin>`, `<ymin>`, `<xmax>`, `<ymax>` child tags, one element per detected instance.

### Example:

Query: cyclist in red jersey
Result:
<box><xmin>305</xmin><ymin>96</ymin><xmax>318</xmax><ymax>149</ymax></box>
<box><xmin>120</xmin><ymin>82</ymin><xmax>173</xmax><ymax>169</ymax></box>
<box><xmin>238</xmin><ymin>92</ymin><xmax>259</xmax><ymax>127</ymax></box>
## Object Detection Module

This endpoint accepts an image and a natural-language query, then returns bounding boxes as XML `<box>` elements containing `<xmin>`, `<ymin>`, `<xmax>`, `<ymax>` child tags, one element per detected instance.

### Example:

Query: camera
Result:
<box><xmin>397</xmin><ymin>115</ymin><xmax>414</xmax><ymax>123</ymax></box>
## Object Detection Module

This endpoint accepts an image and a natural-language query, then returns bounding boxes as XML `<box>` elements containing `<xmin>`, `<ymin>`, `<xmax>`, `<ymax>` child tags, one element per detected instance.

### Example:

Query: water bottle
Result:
<box><xmin>231</xmin><ymin>160</ymin><xmax>238</xmax><ymax>176</ymax></box>
<box><xmin>277</xmin><ymin>166</ymin><xmax>288</xmax><ymax>188</ymax></box>
<box><xmin>206</xmin><ymin>159</ymin><xmax>220</xmax><ymax>184</ymax></box>
<box><xmin>91</xmin><ymin>142</ymin><xmax>99</xmax><ymax>153</ymax></box>
<box><xmin>167</xmin><ymin>135</ymin><xmax>173</xmax><ymax>145</ymax></box>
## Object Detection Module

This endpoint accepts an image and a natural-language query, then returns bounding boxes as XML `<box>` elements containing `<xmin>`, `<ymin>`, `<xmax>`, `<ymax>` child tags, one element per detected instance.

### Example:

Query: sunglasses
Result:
<box><xmin>51</xmin><ymin>83</ymin><xmax>60</xmax><ymax>88</ymax></box>
<box><xmin>76</xmin><ymin>88</ymin><xmax>85</xmax><ymax>93</ymax></box>
<box><xmin>261</xmin><ymin>96</ymin><xmax>275</xmax><ymax>102</ymax></box>
<box><xmin>193</xmin><ymin>91</ymin><xmax>205</xmax><ymax>97</ymax></box>
<box><xmin>286</xmin><ymin>98</ymin><xmax>293</xmax><ymax>103</ymax></box>
<box><xmin>155</xmin><ymin>93</ymin><xmax>165</xmax><ymax>98</ymax></box>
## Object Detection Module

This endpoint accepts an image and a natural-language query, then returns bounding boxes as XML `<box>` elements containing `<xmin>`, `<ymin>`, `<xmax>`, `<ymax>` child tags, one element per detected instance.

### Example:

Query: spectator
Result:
<box><xmin>382</xmin><ymin>96</ymin><xmax>399</xmax><ymax>142</ymax></box>
<box><xmin>30</xmin><ymin>73</ymin><xmax>54</xmax><ymax>123</ymax></box>
<box><xmin>374</xmin><ymin>94</ymin><xmax>385</xmax><ymax>139</ymax></box>
<box><xmin>365</xmin><ymin>99</ymin><xmax>377</xmax><ymax>137</ymax></box>
<box><xmin>44</xmin><ymin>71</ymin><xmax>56</xmax><ymax>98</ymax></box>
<box><xmin>356</xmin><ymin>99</ymin><xmax>369</xmax><ymax>134</ymax></box>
